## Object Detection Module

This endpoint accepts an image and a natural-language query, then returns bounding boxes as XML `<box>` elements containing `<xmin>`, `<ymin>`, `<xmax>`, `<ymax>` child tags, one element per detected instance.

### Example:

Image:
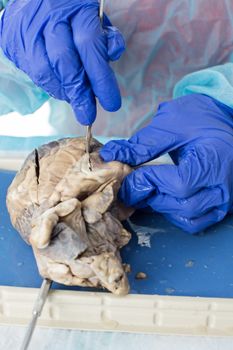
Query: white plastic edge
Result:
<box><xmin>0</xmin><ymin>151</ymin><xmax>29</xmax><ymax>171</ymax></box>
<box><xmin>1</xmin><ymin>286</ymin><xmax>233</xmax><ymax>336</ymax></box>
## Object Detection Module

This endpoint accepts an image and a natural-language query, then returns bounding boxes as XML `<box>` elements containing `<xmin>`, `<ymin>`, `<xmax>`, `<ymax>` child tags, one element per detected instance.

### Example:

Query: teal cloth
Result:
<box><xmin>0</xmin><ymin>0</ymin><xmax>9</xmax><ymax>10</ymax></box>
<box><xmin>173</xmin><ymin>63</ymin><xmax>233</xmax><ymax>109</ymax></box>
<box><xmin>0</xmin><ymin>49</ymin><xmax>49</xmax><ymax>116</ymax></box>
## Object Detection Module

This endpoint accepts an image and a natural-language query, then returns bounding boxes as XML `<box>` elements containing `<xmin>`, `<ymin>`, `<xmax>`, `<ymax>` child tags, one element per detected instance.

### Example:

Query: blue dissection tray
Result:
<box><xmin>1</xmin><ymin>170</ymin><xmax>233</xmax><ymax>298</ymax></box>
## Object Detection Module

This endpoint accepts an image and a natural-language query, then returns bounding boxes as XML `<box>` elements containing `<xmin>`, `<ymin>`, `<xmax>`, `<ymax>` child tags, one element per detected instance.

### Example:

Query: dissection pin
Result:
<box><xmin>86</xmin><ymin>125</ymin><xmax>93</xmax><ymax>171</ymax></box>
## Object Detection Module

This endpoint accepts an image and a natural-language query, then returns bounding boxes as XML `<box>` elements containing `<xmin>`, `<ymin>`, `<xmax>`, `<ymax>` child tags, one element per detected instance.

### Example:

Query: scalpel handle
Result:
<box><xmin>20</xmin><ymin>279</ymin><xmax>52</xmax><ymax>350</ymax></box>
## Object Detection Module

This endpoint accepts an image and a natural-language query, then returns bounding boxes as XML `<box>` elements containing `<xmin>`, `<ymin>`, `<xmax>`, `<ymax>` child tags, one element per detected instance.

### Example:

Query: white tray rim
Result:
<box><xmin>1</xmin><ymin>286</ymin><xmax>233</xmax><ymax>336</ymax></box>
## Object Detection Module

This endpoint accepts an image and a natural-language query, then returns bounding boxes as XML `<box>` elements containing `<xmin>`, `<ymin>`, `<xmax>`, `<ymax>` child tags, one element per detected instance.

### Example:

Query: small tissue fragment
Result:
<box><xmin>135</xmin><ymin>272</ymin><xmax>147</xmax><ymax>280</ymax></box>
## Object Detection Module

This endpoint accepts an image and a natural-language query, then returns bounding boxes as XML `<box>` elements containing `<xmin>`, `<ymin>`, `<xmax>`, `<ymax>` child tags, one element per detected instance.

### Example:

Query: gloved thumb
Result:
<box><xmin>100</xmin><ymin>123</ymin><xmax>181</xmax><ymax>166</ymax></box>
<box><xmin>105</xmin><ymin>26</ymin><xmax>126</xmax><ymax>61</ymax></box>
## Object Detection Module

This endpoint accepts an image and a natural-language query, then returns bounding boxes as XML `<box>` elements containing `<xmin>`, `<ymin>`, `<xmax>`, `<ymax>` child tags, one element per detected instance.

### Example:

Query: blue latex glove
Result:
<box><xmin>100</xmin><ymin>94</ymin><xmax>233</xmax><ymax>233</ymax></box>
<box><xmin>0</xmin><ymin>0</ymin><xmax>125</xmax><ymax>125</ymax></box>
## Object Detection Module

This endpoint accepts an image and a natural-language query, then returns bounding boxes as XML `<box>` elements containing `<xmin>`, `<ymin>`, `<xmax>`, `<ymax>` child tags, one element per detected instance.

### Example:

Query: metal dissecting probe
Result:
<box><xmin>86</xmin><ymin>0</ymin><xmax>105</xmax><ymax>171</ymax></box>
<box><xmin>20</xmin><ymin>279</ymin><xmax>52</xmax><ymax>350</ymax></box>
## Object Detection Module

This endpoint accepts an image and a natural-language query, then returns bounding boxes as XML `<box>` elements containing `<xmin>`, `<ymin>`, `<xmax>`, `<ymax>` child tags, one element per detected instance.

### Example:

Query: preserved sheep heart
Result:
<box><xmin>7</xmin><ymin>137</ymin><xmax>134</xmax><ymax>295</ymax></box>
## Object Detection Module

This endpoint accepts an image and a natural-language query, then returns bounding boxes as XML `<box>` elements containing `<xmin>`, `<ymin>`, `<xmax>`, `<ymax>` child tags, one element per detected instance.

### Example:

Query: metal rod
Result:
<box><xmin>85</xmin><ymin>0</ymin><xmax>105</xmax><ymax>172</ymax></box>
<box><xmin>20</xmin><ymin>279</ymin><xmax>52</xmax><ymax>350</ymax></box>
<box><xmin>86</xmin><ymin>125</ymin><xmax>92</xmax><ymax>171</ymax></box>
<box><xmin>99</xmin><ymin>0</ymin><xmax>105</xmax><ymax>24</ymax></box>
<box><xmin>85</xmin><ymin>125</ymin><xmax>92</xmax><ymax>155</ymax></box>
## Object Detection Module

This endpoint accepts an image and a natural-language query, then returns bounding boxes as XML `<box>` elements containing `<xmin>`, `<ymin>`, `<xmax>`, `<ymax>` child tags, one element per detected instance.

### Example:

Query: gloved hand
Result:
<box><xmin>0</xmin><ymin>0</ymin><xmax>125</xmax><ymax>125</ymax></box>
<box><xmin>100</xmin><ymin>94</ymin><xmax>233</xmax><ymax>233</ymax></box>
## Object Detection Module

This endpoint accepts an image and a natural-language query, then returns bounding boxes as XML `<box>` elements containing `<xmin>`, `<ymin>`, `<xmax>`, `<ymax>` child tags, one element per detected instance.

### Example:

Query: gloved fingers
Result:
<box><xmin>146</xmin><ymin>187</ymin><xmax>225</xmax><ymax>219</ymax></box>
<box><xmin>118</xmin><ymin>146</ymin><xmax>218</xmax><ymax>207</ymax></box>
<box><xmin>101</xmin><ymin>96</ymin><xmax>230</xmax><ymax>166</ymax></box>
<box><xmin>44</xmin><ymin>20</ymin><xmax>96</xmax><ymax>125</ymax></box>
<box><xmin>100</xmin><ymin>125</ymin><xmax>181</xmax><ymax>166</ymax></box>
<box><xmin>14</xmin><ymin>34</ymin><xmax>67</xmax><ymax>101</ymax></box>
<box><xmin>100</xmin><ymin>96</ymin><xmax>202</xmax><ymax>166</ymax></box>
<box><xmin>71</xmin><ymin>7</ymin><xmax>122</xmax><ymax>113</ymax></box>
<box><xmin>164</xmin><ymin>208</ymin><xmax>227</xmax><ymax>234</ymax></box>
